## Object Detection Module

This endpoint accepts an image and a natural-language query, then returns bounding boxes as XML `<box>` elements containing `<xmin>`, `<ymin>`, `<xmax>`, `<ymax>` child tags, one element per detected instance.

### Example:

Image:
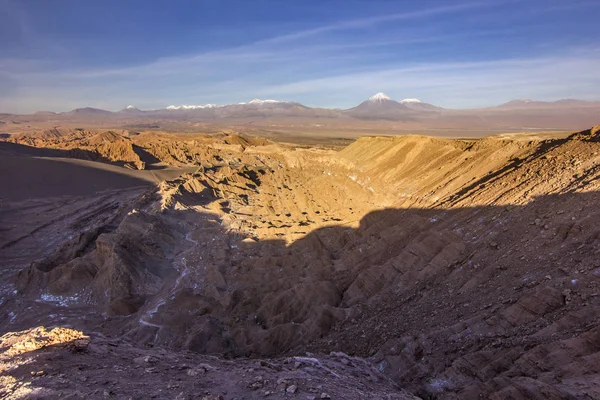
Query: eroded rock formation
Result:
<box><xmin>3</xmin><ymin>127</ymin><xmax>600</xmax><ymax>398</ymax></box>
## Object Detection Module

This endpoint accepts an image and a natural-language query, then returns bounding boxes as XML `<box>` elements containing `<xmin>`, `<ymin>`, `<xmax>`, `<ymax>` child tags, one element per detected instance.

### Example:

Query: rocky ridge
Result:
<box><xmin>2</xmin><ymin>127</ymin><xmax>600</xmax><ymax>398</ymax></box>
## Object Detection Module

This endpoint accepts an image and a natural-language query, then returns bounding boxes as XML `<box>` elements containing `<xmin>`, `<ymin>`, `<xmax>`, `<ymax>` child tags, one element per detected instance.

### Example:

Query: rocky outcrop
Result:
<box><xmin>5</xmin><ymin>127</ymin><xmax>600</xmax><ymax>399</ymax></box>
<box><xmin>0</xmin><ymin>327</ymin><xmax>417</xmax><ymax>400</ymax></box>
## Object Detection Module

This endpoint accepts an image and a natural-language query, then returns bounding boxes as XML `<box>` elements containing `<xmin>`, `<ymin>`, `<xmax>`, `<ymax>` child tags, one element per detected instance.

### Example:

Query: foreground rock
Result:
<box><xmin>0</xmin><ymin>327</ymin><xmax>415</xmax><ymax>400</ymax></box>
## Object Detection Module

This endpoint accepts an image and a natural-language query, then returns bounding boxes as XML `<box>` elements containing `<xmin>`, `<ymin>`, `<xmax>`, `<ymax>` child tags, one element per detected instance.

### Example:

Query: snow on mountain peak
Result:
<box><xmin>126</xmin><ymin>105</ymin><xmax>136</xmax><ymax>109</ymax></box>
<box><xmin>246</xmin><ymin>99</ymin><xmax>286</xmax><ymax>105</ymax></box>
<box><xmin>368</xmin><ymin>93</ymin><xmax>392</xmax><ymax>102</ymax></box>
<box><xmin>399</xmin><ymin>98</ymin><xmax>422</xmax><ymax>104</ymax></box>
<box><xmin>166</xmin><ymin>104</ymin><xmax>218</xmax><ymax>110</ymax></box>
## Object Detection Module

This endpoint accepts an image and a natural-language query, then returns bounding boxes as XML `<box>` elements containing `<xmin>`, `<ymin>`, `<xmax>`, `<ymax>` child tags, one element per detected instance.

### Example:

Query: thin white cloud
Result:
<box><xmin>0</xmin><ymin>26</ymin><xmax>514</xmax><ymax>82</ymax></box>
<box><xmin>1</xmin><ymin>0</ymin><xmax>34</xmax><ymax>39</ymax></box>
<box><xmin>2</xmin><ymin>52</ymin><xmax>599</xmax><ymax>113</ymax></box>
<box><xmin>258</xmin><ymin>1</ymin><xmax>497</xmax><ymax>44</ymax></box>
<box><xmin>1</xmin><ymin>0</ymin><xmax>599</xmax><ymax>112</ymax></box>
<box><xmin>0</xmin><ymin>1</ymin><xmax>502</xmax><ymax>80</ymax></box>
<box><xmin>253</xmin><ymin>55</ymin><xmax>600</xmax><ymax>108</ymax></box>
<box><xmin>536</xmin><ymin>0</ymin><xmax>600</xmax><ymax>12</ymax></box>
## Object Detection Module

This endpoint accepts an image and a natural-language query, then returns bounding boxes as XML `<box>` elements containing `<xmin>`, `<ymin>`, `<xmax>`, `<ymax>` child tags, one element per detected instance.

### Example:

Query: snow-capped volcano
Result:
<box><xmin>368</xmin><ymin>93</ymin><xmax>392</xmax><ymax>102</ymax></box>
<box><xmin>118</xmin><ymin>105</ymin><xmax>143</xmax><ymax>114</ymax></box>
<box><xmin>346</xmin><ymin>93</ymin><xmax>442</xmax><ymax>119</ymax></box>
<box><xmin>346</xmin><ymin>93</ymin><xmax>407</xmax><ymax>119</ymax></box>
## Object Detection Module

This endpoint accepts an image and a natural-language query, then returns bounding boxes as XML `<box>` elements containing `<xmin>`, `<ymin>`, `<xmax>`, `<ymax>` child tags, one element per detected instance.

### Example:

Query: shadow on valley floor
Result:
<box><xmin>1</xmin><ymin>140</ymin><xmax>112</xmax><ymax>164</ymax></box>
<box><xmin>0</xmin><ymin>145</ymin><xmax>153</xmax><ymax>201</ymax></box>
<box><xmin>0</xmin><ymin>140</ymin><xmax>167</xmax><ymax>173</ymax></box>
<box><xmin>131</xmin><ymin>144</ymin><xmax>164</xmax><ymax>169</ymax></box>
<box><xmin>2</xmin><ymin>187</ymin><xmax>600</xmax><ymax>399</ymax></box>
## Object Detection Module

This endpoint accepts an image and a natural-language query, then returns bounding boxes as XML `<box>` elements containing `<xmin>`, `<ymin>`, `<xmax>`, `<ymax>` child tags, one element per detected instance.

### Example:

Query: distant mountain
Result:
<box><xmin>117</xmin><ymin>105</ymin><xmax>144</xmax><ymax>115</ymax></box>
<box><xmin>554</xmin><ymin>99</ymin><xmax>596</xmax><ymax>105</ymax></box>
<box><xmin>156</xmin><ymin>98</ymin><xmax>316</xmax><ymax>119</ymax></box>
<box><xmin>64</xmin><ymin>107</ymin><xmax>114</xmax><ymax>118</ymax></box>
<box><xmin>240</xmin><ymin>99</ymin><xmax>297</xmax><ymax>107</ymax></box>
<box><xmin>226</xmin><ymin>99</ymin><xmax>308</xmax><ymax>112</ymax></box>
<box><xmin>367</xmin><ymin>93</ymin><xmax>394</xmax><ymax>103</ymax></box>
<box><xmin>399</xmin><ymin>98</ymin><xmax>443</xmax><ymax>112</ymax></box>
<box><xmin>54</xmin><ymin>99</ymin><xmax>313</xmax><ymax>120</ymax></box>
<box><xmin>165</xmin><ymin>104</ymin><xmax>218</xmax><ymax>110</ymax></box>
<box><xmin>165</xmin><ymin>99</ymin><xmax>305</xmax><ymax>111</ymax></box>
<box><xmin>345</xmin><ymin>93</ymin><xmax>410</xmax><ymax>120</ymax></box>
<box><xmin>122</xmin><ymin>105</ymin><xmax>141</xmax><ymax>111</ymax></box>
<box><xmin>345</xmin><ymin>93</ymin><xmax>441</xmax><ymax>120</ymax></box>
<box><xmin>495</xmin><ymin>99</ymin><xmax>600</xmax><ymax>110</ymax></box>
<box><xmin>4</xmin><ymin>95</ymin><xmax>599</xmax><ymax>132</ymax></box>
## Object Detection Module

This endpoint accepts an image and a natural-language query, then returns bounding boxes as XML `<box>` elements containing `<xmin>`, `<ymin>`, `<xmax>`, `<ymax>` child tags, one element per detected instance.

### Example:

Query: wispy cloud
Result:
<box><xmin>535</xmin><ymin>0</ymin><xmax>600</xmax><ymax>12</ymax></box>
<box><xmin>254</xmin><ymin>54</ymin><xmax>600</xmax><ymax>108</ymax></box>
<box><xmin>258</xmin><ymin>1</ymin><xmax>494</xmax><ymax>44</ymax></box>
<box><xmin>1</xmin><ymin>0</ymin><xmax>599</xmax><ymax>113</ymax></box>
<box><xmin>0</xmin><ymin>25</ymin><xmax>515</xmax><ymax>82</ymax></box>
<box><xmin>1</xmin><ymin>0</ymin><xmax>34</xmax><ymax>40</ymax></box>
<box><xmin>3</xmin><ymin>51</ymin><xmax>599</xmax><ymax>113</ymax></box>
<box><xmin>0</xmin><ymin>1</ymin><xmax>502</xmax><ymax>80</ymax></box>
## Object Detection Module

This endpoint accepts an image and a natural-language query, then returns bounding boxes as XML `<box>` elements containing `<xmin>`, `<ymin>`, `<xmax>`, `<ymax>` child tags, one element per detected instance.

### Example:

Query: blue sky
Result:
<box><xmin>1</xmin><ymin>0</ymin><xmax>599</xmax><ymax>113</ymax></box>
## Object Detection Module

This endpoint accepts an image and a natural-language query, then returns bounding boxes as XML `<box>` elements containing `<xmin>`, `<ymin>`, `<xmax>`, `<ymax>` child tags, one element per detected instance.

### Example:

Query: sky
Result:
<box><xmin>1</xmin><ymin>0</ymin><xmax>599</xmax><ymax>113</ymax></box>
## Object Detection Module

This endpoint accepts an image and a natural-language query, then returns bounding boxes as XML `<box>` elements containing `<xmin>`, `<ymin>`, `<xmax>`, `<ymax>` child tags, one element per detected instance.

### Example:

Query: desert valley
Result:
<box><xmin>2</xmin><ymin>1</ymin><xmax>600</xmax><ymax>398</ymax></box>
<box><xmin>1</xmin><ymin>92</ymin><xmax>600</xmax><ymax>399</ymax></box>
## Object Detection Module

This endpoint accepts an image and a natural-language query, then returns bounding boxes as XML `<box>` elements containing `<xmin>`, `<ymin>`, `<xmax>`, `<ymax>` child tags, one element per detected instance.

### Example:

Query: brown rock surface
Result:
<box><xmin>2</xmin><ymin>126</ymin><xmax>600</xmax><ymax>398</ymax></box>
<box><xmin>0</xmin><ymin>327</ymin><xmax>414</xmax><ymax>399</ymax></box>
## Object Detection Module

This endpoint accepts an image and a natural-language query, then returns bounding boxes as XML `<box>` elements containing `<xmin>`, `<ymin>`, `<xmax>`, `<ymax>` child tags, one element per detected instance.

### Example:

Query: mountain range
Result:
<box><xmin>3</xmin><ymin>93</ymin><xmax>600</xmax><ymax>133</ymax></box>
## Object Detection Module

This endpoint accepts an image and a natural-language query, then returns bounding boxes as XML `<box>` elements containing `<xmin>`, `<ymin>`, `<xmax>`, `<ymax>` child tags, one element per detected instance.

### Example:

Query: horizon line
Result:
<box><xmin>4</xmin><ymin>96</ymin><xmax>600</xmax><ymax>115</ymax></box>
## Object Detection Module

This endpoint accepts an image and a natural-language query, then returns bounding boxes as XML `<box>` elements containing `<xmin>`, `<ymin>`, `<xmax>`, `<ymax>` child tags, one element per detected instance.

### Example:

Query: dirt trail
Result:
<box><xmin>2</xmin><ymin>127</ymin><xmax>600</xmax><ymax>399</ymax></box>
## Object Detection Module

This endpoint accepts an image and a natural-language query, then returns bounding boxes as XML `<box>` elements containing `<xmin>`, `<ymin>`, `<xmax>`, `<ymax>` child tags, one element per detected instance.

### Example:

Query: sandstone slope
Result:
<box><xmin>2</xmin><ymin>127</ymin><xmax>600</xmax><ymax>399</ymax></box>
